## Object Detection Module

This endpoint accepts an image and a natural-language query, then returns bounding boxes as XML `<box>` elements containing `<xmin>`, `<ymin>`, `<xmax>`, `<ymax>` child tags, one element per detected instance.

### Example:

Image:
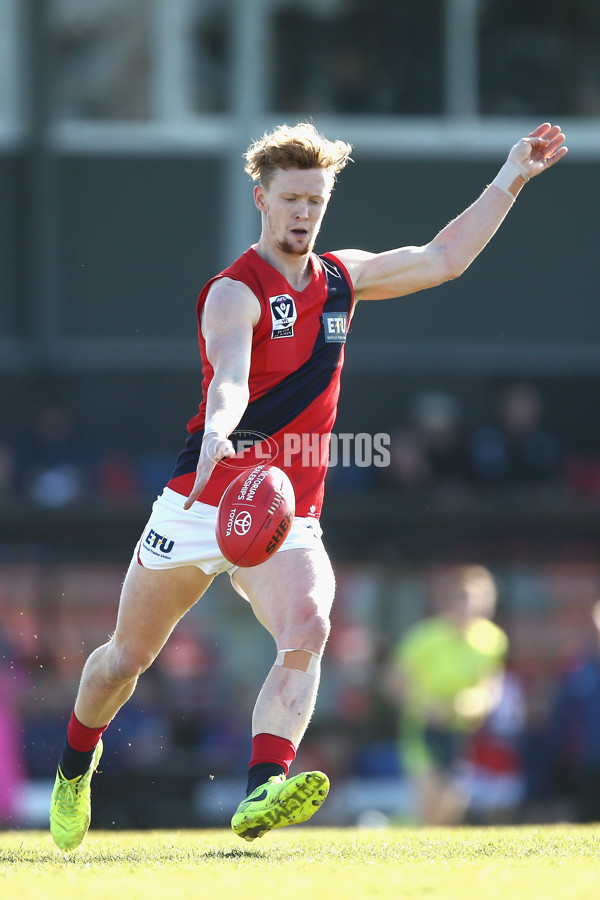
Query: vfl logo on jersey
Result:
<box><xmin>322</xmin><ymin>311</ymin><xmax>348</xmax><ymax>343</ymax></box>
<box><xmin>270</xmin><ymin>294</ymin><xmax>297</xmax><ymax>339</ymax></box>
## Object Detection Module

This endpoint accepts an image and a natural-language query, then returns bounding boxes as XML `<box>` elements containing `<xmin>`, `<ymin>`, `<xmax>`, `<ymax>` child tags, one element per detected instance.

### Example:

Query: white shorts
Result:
<box><xmin>135</xmin><ymin>487</ymin><xmax>324</xmax><ymax>577</ymax></box>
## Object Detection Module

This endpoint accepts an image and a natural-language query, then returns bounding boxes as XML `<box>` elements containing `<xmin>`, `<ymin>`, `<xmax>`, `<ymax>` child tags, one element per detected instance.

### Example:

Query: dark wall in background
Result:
<box><xmin>319</xmin><ymin>158</ymin><xmax>596</xmax><ymax>346</ymax></box>
<box><xmin>59</xmin><ymin>157</ymin><xmax>223</xmax><ymax>339</ymax></box>
<box><xmin>0</xmin><ymin>154</ymin><xmax>27</xmax><ymax>338</ymax></box>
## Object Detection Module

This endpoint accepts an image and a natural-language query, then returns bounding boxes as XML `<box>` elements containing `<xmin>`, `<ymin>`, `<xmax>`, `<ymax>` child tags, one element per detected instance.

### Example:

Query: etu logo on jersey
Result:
<box><xmin>269</xmin><ymin>294</ymin><xmax>297</xmax><ymax>339</ymax></box>
<box><xmin>322</xmin><ymin>311</ymin><xmax>348</xmax><ymax>343</ymax></box>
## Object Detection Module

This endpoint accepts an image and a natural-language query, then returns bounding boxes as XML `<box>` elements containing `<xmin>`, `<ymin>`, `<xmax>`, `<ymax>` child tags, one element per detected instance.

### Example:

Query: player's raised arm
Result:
<box><xmin>336</xmin><ymin>123</ymin><xmax>568</xmax><ymax>303</ymax></box>
<box><xmin>183</xmin><ymin>279</ymin><xmax>261</xmax><ymax>509</ymax></box>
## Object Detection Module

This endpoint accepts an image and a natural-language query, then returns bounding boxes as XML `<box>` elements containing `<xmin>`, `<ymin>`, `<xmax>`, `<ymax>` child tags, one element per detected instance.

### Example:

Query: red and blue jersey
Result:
<box><xmin>167</xmin><ymin>246</ymin><xmax>354</xmax><ymax>517</ymax></box>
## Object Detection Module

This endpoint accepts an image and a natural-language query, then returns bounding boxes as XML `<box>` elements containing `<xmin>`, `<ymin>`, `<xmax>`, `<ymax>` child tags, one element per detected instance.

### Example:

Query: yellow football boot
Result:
<box><xmin>231</xmin><ymin>770</ymin><xmax>329</xmax><ymax>841</ymax></box>
<box><xmin>49</xmin><ymin>740</ymin><xmax>103</xmax><ymax>851</ymax></box>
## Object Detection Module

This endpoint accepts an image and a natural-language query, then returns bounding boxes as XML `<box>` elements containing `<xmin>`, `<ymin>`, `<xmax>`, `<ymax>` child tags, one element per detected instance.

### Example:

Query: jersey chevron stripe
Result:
<box><xmin>170</xmin><ymin>256</ymin><xmax>351</xmax><ymax>473</ymax></box>
<box><xmin>235</xmin><ymin>255</ymin><xmax>351</xmax><ymax>437</ymax></box>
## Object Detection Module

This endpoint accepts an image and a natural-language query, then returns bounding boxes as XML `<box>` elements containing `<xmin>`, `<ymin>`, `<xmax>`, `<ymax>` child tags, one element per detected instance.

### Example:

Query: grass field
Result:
<box><xmin>2</xmin><ymin>825</ymin><xmax>600</xmax><ymax>900</ymax></box>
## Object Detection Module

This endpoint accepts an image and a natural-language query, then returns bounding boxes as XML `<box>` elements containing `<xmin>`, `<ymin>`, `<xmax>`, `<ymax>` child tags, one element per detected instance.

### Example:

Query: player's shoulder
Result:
<box><xmin>325</xmin><ymin>249</ymin><xmax>377</xmax><ymax>295</ymax></box>
<box><xmin>204</xmin><ymin>276</ymin><xmax>261</xmax><ymax>326</ymax></box>
<box><xmin>328</xmin><ymin>248</ymin><xmax>376</xmax><ymax>269</ymax></box>
<box><xmin>207</xmin><ymin>275</ymin><xmax>255</xmax><ymax>299</ymax></box>
<box><xmin>330</xmin><ymin>248</ymin><xmax>375</xmax><ymax>262</ymax></box>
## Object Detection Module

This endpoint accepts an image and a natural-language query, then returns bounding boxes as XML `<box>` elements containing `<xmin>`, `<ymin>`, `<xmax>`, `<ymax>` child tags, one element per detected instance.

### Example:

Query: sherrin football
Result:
<box><xmin>216</xmin><ymin>464</ymin><xmax>295</xmax><ymax>567</ymax></box>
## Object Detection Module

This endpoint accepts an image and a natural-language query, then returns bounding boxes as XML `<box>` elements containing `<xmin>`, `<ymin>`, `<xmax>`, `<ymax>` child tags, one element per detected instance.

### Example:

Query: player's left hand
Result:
<box><xmin>507</xmin><ymin>123</ymin><xmax>568</xmax><ymax>180</ymax></box>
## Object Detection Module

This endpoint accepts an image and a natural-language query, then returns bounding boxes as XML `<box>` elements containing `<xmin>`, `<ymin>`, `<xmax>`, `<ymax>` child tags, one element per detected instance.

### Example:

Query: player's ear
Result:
<box><xmin>254</xmin><ymin>184</ymin><xmax>266</xmax><ymax>212</ymax></box>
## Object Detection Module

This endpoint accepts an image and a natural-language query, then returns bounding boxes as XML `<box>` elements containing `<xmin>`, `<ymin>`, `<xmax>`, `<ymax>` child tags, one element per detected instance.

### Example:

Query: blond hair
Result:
<box><xmin>244</xmin><ymin>122</ymin><xmax>353</xmax><ymax>188</ymax></box>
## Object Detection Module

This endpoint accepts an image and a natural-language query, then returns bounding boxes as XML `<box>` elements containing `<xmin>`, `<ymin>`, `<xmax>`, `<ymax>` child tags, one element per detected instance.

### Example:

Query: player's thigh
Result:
<box><xmin>112</xmin><ymin>557</ymin><xmax>214</xmax><ymax>663</ymax></box>
<box><xmin>231</xmin><ymin>545</ymin><xmax>336</xmax><ymax>644</ymax></box>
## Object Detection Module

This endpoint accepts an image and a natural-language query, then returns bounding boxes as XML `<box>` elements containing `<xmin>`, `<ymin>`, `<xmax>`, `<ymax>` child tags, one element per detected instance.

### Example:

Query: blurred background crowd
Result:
<box><xmin>1</xmin><ymin>0</ymin><xmax>600</xmax><ymax>830</ymax></box>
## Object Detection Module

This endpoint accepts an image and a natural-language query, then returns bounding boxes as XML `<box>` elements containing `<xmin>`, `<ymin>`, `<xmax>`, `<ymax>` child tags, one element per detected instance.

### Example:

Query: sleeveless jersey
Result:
<box><xmin>167</xmin><ymin>246</ymin><xmax>354</xmax><ymax>518</ymax></box>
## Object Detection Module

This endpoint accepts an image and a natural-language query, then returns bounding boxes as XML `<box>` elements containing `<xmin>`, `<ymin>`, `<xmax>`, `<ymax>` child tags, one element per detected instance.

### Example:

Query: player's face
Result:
<box><xmin>255</xmin><ymin>167</ymin><xmax>334</xmax><ymax>256</ymax></box>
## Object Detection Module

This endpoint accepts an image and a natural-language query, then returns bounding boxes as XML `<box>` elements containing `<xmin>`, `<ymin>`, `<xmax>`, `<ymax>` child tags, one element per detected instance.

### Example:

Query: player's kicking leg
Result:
<box><xmin>230</xmin><ymin>544</ymin><xmax>335</xmax><ymax>840</ymax></box>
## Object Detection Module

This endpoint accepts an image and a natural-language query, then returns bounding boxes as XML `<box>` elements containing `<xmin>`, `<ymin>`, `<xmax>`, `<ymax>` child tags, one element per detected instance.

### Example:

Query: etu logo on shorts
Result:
<box><xmin>322</xmin><ymin>311</ymin><xmax>348</xmax><ymax>343</ymax></box>
<box><xmin>144</xmin><ymin>528</ymin><xmax>175</xmax><ymax>555</ymax></box>
<box><xmin>269</xmin><ymin>293</ymin><xmax>297</xmax><ymax>339</ymax></box>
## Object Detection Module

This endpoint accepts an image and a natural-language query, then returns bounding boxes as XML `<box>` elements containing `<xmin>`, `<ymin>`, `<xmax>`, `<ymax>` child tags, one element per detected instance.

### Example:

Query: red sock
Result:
<box><xmin>249</xmin><ymin>733</ymin><xmax>297</xmax><ymax>776</ymax></box>
<box><xmin>67</xmin><ymin>710</ymin><xmax>109</xmax><ymax>752</ymax></box>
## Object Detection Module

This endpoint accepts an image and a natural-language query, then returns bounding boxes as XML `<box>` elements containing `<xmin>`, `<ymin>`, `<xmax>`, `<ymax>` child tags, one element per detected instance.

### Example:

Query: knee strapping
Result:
<box><xmin>274</xmin><ymin>648</ymin><xmax>321</xmax><ymax>677</ymax></box>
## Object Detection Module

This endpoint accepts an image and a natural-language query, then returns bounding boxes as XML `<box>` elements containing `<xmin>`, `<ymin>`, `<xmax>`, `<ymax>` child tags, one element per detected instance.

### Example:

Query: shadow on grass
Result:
<box><xmin>202</xmin><ymin>848</ymin><xmax>266</xmax><ymax>860</ymax></box>
<box><xmin>1</xmin><ymin>846</ymin><xmax>267</xmax><ymax>866</ymax></box>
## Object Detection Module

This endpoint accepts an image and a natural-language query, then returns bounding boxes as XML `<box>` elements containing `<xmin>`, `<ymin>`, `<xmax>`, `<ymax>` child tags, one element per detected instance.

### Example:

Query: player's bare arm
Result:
<box><xmin>337</xmin><ymin>123</ymin><xmax>568</xmax><ymax>303</ymax></box>
<box><xmin>184</xmin><ymin>279</ymin><xmax>261</xmax><ymax>508</ymax></box>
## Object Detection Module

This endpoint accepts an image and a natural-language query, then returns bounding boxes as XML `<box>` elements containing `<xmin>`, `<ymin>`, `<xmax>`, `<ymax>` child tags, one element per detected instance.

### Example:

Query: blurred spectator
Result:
<box><xmin>385</xmin><ymin>564</ymin><xmax>508</xmax><ymax>825</ymax></box>
<box><xmin>385</xmin><ymin>426</ymin><xmax>431</xmax><ymax>491</ymax></box>
<box><xmin>96</xmin><ymin>453</ymin><xmax>143</xmax><ymax>505</ymax></box>
<box><xmin>564</xmin><ymin>456</ymin><xmax>600</xmax><ymax>500</ymax></box>
<box><xmin>385</xmin><ymin>390</ymin><xmax>470</xmax><ymax>496</ymax></box>
<box><xmin>457</xmin><ymin>668</ymin><xmax>527</xmax><ymax>823</ymax></box>
<box><xmin>410</xmin><ymin>391</ymin><xmax>471</xmax><ymax>491</ymax></box>
<box><xmin>469</xmin><ymin>383</ymin><xmax>562</xmax><ymax>490</ymax></box>
<box><xmin>546</xmin><ymin>599</ymin><xmax>600</xmax><ymax>822</ymax></box>
<box><xmin>16</xmin><ymin>404</ymin><xmax>93</xmax><ymax>507</ymax></box>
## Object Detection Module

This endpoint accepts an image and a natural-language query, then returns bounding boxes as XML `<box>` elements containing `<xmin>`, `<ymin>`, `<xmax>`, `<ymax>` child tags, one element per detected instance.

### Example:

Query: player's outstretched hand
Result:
<box><xmin>507</xmin><ymin>123</ymin><xmax>568</xmax><ymax>181</ymax></box>
<box><xmin>183</xmin><ymin>432</ymin><xmax>236</xmax><ymax>509</ymax></box>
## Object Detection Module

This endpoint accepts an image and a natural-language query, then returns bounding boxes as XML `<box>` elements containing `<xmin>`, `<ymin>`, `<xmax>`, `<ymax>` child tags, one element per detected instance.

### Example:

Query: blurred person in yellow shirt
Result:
<box><xmin>387</xmin><ymin>565</ymin><xmax>508</xmax><ymax>825</ymax></box>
